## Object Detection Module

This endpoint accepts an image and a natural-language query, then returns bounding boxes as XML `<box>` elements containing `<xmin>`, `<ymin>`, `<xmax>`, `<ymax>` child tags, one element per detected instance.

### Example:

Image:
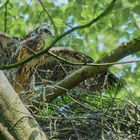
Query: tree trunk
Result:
<box><xmin>0</xmin><ymin>71</ymin><xmax>47</xmax><ymax>140</ymax></box>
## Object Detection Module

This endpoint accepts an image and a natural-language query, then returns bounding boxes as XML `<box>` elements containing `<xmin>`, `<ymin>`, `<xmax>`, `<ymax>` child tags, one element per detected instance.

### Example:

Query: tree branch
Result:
<box><xmin>48</xmin><ymin>49</ymin><xmax>140</xmax><ymax>67</ymax></box>
<box><xmin>4</xmin><ymin>0</ymin><xmax>9</xmax><ymax>33</ymax></box>
<box><xmin>37</xmin><ymin>38</ymin><xmax>140</xmax><ymax>102</ymax></box>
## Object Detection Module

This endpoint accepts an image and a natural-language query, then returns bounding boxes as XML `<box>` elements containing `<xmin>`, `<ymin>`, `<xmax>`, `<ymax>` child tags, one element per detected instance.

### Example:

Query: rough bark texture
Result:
<box><xmin>0</xmin><ymin>71</ymin><xmax>47</xmax><ymax>140</ymax></box>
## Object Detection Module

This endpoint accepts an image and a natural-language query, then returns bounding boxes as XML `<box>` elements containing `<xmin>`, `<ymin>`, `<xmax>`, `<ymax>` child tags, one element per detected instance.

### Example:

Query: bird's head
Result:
<box><xmin>25</xmin><ymin>23</ymin><xmax>55</xmax><ymax>40</ymax></box>
<box><xmin>37</xmin><ymin>23</ymin><xmax>55</xmax><ymax>38</ymax></box>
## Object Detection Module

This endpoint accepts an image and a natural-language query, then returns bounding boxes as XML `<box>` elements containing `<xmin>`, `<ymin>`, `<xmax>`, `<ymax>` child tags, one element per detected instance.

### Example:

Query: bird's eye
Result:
<box><xmin>43</xmin><ymin>28</ymin><xmax>49</xmax><ymax>33</ymax></box>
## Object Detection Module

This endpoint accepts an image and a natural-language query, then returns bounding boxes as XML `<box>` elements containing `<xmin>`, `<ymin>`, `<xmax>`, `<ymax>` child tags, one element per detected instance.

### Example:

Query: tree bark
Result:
<box><xmin>0</xmin><ymin>71</ymin><xmax>47</xmax><ymax>140</ymax></box>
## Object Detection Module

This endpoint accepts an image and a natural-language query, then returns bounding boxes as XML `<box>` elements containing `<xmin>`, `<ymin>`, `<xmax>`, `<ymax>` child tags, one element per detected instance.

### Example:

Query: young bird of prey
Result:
<box><xmin>12</xmin><ymin>23</ymin><xmax>54</xmax><ymax>94</ymax></box>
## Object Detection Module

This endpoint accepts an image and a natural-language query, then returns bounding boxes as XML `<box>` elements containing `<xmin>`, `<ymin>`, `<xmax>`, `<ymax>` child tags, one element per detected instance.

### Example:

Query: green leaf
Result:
<box><xmin>53</xmin><ymin>18</ymin><xmax>64</xmax><ymax>28</ymax></box>
<box><xmin>122</xmin><ymin>8</ymin><xmax>130</xmax><ymax>21</ymax></box>
<box><xmin>81</xmin><ymin>5</ymin><xmax>94</xmax><ymax>20</ymax></box>
<box><xmin>132</xmin><ymin>4</ymin><xmax>140</xmax><ymax>14</ymax></box>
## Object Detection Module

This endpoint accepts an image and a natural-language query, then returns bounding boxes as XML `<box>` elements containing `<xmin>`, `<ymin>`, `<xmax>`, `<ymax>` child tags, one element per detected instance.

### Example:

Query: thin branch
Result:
<box><xmin>48</xmin><ymin>51</ymin><xmax>140</xmax><ymax>67</ymax></box>
<box><xmin>12</xmin><ymin>0</ymin><xmax>32</xmax><ymax>23</ymax></box>
<box><xmin>38</xmin><ymin>0</ymin><xmax>59</xmax><ymax>36</ymax></box>
<box><xmin>36</xmin><ymin>10</ymin><xmax>44</xmax><ymax>24</ymax></box>
<box><xmin>22</xmin><ymin>0</ymin><xmax>32</xmax><ymax>14</ymax></box>
<box><xmin>0</xmin><ymin>0</ymin><xmax>116</xmax><ymax>70</ymax></box>
<box><xmin>4</xmin><ymin>0</ymin><xmax>9</xmax><ymax>33</ymax></box>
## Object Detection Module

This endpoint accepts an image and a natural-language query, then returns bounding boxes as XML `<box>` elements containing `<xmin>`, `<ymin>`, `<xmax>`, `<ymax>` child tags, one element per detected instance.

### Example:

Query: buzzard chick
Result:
<box><xmin>13</xmin><ymin>23</ymin><xmax>54</xmax><ymax>94</ymax></box>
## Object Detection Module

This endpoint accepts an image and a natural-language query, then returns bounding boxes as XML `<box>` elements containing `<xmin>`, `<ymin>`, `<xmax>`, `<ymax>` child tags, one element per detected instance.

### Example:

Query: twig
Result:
<box><xmin>4</xmin><ymin>0</ymin><xmax>9</xmax><ymax>33</ymax></box>
<box><xmin>22</xmin><ymin>0</ymin><xmax>32</xmax><ymax>14</ymax></box>
<box><xmin>66</xmin><ymin>93</ymin><xmax>93</xmax><ymax>110</ymax></box>
<box><xmin>48</xmin><ymin>51</ymin><xmax>140</xmax><ymax>67</ymax></box>
<box><xmin>38</xmin><ymin>0</ymin><xmax>59</xmax><ymax>36</ymax></box>
<box><xmin>0</xmin><ymin>0</ymin><xmax>116</xmax><ymax>70</ymax></box>
<box><xmin>36</xmin><ymin>10</ymin><xmax>44</xmax><ymax>23</ymax></box>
